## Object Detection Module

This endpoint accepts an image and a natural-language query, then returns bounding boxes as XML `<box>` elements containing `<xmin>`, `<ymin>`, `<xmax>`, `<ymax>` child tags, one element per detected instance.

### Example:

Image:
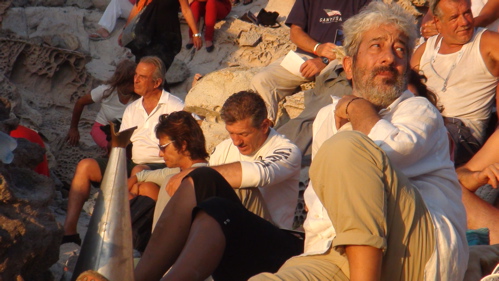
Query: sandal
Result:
<box><xmin>231</xmin><ymin>0</ymin><xmax>240</xmax><ymax>6</ymax></box>
<box><xmin>243</xmin><ymin>0</ymin><xmax>253</xmax><ymax>5</ymax></box>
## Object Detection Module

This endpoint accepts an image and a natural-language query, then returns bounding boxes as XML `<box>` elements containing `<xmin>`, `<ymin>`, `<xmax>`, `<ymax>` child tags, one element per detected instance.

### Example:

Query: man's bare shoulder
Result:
<box><xmin>480</xmin><ymin>30</ymin><xmax>499</xmax><ymax>76</ymax></box>
<box><xmin>410</xmin><ymin>41</ymin><xmax>427</xmax><ymax>70</ymax></box>
<box><xmin>480</xmin><ymin>29</ymin><xmax>499</xmax><ymax>49</ymax></box>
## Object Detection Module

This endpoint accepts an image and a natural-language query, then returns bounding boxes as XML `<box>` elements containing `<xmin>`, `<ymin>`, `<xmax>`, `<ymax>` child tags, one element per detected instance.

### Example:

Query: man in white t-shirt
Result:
<box><xmin>134</xmin><ymin>91</ymin><xmax>303</xmax><ymax>281</ymax></box>
<box><xmin>250</xmin><ymin>2</ymin><xmax>468</xmax><ymax>280</ymax></box>
<box><xmin>61</xmin><ymin>56</ymin><xmax>184</xmax><ymax>246</ymax></box>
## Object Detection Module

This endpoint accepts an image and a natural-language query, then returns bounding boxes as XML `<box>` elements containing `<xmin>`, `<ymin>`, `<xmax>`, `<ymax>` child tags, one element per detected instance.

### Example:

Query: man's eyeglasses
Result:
<box><xmin>158</xmin><ymin>140</ymin><xmax>175</xmax><ymax>152</ymax></box>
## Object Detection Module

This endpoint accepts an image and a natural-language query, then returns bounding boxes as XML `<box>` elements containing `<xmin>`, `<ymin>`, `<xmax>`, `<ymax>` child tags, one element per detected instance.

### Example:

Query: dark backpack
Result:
<box><xmin>256</xmin><ymin>9</ymin><xmax>280</xmax><ymax>28</ymax></box>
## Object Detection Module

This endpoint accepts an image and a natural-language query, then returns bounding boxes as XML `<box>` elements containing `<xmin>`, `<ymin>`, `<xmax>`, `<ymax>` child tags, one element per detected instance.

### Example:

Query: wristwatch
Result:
<box><xmin>320</xmin><ymin>56</ymin><xmax>329</xmax><ymax>65</ymax></box>
<box><xmin>193</xmin><ymin>33</ymin><xmax>202</xmax><ymax>38</ymax></box>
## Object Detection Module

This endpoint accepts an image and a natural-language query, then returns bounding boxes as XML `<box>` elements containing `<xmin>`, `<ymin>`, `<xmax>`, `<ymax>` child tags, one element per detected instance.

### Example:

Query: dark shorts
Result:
<box><xmin>444</xmin><ymin>117</ymin><xmax>481</xmax><ymax>166</ymax></box>
<box><xmin>187</xmin><ymin>168</ymin><xmax>304</xmax><ymax>281</ymax></box>
<box><xmin>92</xmin><ymin>158</ymin><xmax>166</xmax><ymax>186</ymax></box>
<box><xmin>186</xmin><ymin>167</ymin><xmax>241</xmax><ymax>204</ymax></box>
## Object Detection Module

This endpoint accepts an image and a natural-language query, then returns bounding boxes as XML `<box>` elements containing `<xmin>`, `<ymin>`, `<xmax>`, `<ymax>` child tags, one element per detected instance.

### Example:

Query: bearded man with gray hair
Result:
<box><xmin>250</xmin><ymin>2</ymin><xmax>468</xmax><ymax>280</ymax></box>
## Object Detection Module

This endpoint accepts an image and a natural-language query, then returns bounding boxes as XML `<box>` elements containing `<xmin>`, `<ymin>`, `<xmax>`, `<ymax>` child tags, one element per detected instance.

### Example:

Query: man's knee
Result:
<box><xmin>314</xmin><ymin>131</ymin><xmax>389</xmax><ymax>175</ymax></box>
<box><xmin>322</xmin><ymin>131</ymin><xmax>377</xmax><ymax>156</ymax></box>
<box><xmin>251</xmin><ymin>68</ymin><xmax>275</xmax><ymax>93</ymax></box>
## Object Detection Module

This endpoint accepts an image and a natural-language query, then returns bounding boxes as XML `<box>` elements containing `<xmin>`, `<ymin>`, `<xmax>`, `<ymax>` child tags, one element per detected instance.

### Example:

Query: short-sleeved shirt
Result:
<box><xmin>120</xmin><ymin>89</ymin><xmax>184</xmax><ymax>164</ymax></box>
<box><xmin>91</xmin><ymin>85</ymin><xmax>134</xmax><ymax>125</ymax></box>
<box><xmin>285</xmin><ymin>0</ymin><xmax>370</xmax><ymax>55</ymax></box>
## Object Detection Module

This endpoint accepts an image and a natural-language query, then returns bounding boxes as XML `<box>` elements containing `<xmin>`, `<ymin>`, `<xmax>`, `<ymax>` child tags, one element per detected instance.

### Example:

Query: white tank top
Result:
<box><xmin>472</xmin><ymin>0</ymin><xmax>499</xmax><ymax>32</ymax></box>
<box><xmin>420</xmin><ymin>28</ymin><xmax>498</xmax><ymax>142</ymax></box>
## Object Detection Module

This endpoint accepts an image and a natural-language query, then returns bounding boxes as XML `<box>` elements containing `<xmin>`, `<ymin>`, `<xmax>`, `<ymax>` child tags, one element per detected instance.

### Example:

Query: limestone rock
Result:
<box><xmin>65</xmin><ymin>0</ymin><xmax>94</xmax><ymax>9</ymax></box>
<box><xmin>10</xmin><ymin>138</ymin><xmax>45</xmax><ymax>171</ymax></box>
<box><xmin>283</xmin><ymin>91</ymin><xmax>305</xmax><ymax>120</ymax></box>
<box><xmin>0</xmin><ymin>169</ymin><xmax>62</xmax><ymax>281</ymax></box>
<box><xmin>91</xmin><ymin>0</ymin><xmax>110</xmax><ymax>11</ymax></box>
<box><xmin>0</xmin><ymin>1</ymin><xmax>12</xmax><ymax>16</ymax></box>
<box><xmin>185</xmin><ymin>66</ymin><xmax>260</xmax><ymax>115</ymax></box>
<box><xmin>239</xmin><ymin>30</ymin><xmax>261</xmax><ymax>47</ymax></box>
<box><xmin>42</xmin><ymin>33</ymin><xmax>81</xmax><ymax>51</ymax></box>
<box><xmin>200</xmin><ymin>120</ymin><xmax>228</xmax><ymax>157</ymax></box>
<box><xmin>383</xmin><ymin>0</ymin><xmax>423</xmax><ymax>17</ymax></box>
<box><xmin>166</xmin><ymin>58</ymin><xmax>190</xmax><ymax>85</ymax></box>
<box><xmin>12</xmin><ymin>0</ymin><xmax>65</xmax><ymax>7</ymax></box>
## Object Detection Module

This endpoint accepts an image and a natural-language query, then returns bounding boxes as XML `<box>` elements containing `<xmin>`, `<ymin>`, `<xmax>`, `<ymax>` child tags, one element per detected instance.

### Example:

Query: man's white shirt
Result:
<box><xmin>304</xmin><ymin>91</ymin><xmax>469</xmax><ymax>281</ymax></box>
<box><xmin>120</xmin><ymin>89</ymin><xmax>184</xmax><ymax>164</ymax></box>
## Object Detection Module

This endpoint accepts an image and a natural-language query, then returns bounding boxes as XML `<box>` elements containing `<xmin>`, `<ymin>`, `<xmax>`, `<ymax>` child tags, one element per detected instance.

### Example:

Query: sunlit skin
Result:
<box><xmin>134</xmin><ymin>62</ymin><xmax>161</xmax><ymax>97</ymax></box>
<box><xmin>434</xmin><ymin>0</ymin><xmax>474</xmax><ymax>53</ymax></box>
<box><xmin>346</xmin><ymin>24</ymin><xmax>408</xmax><ymax>92</ymax></box>
<box><xmin>336</xmin><ymin>24</ymin><xmax>408</xmax><ymax>136</ymax></box>
<box><xmin>158</xmin><ymin>135</ymin><xmax>191</xmax><ymax>170</ymax></box>
<box><xmin>225</xmin><ymin>118</ymin><xmax>271</xmax><ymax>156</ymax></box>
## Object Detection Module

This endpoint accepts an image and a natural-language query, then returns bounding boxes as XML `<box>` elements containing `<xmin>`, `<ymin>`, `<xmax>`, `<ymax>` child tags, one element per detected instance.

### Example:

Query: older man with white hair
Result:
<box><xmin>251</xmin><ymin>2</ymin><xmax>468</xmax><ymax>280</ymax></box>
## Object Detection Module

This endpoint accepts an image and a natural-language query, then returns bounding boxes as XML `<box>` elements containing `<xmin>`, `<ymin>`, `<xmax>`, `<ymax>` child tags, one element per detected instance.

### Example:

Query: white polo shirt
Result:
<box><xmin>120</xmin><ymin>89</ymin><xmax>184</xmax><ymax>164</ymax></box>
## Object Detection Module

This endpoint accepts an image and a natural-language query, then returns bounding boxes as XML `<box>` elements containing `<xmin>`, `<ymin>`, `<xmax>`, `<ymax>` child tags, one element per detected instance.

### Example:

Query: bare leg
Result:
<box><xmin>462</xmin><ymin>186</ymin><xmax>499</xmax><ymax>244</ymax></box>
<box><xmin>345</xmin><ymin>245</ymin><xmax>382</xmax><ymax>281</ymax></box>
<box><xmin>134</xmin><ymin>177</ymin><xmax>197</xmax><ymax>281</ymax></box>
<box><xmin>162</xmin><ymin>211</ymin><xmax>226</xmax><ymax>281</ymax></box>
<box><xmin>63</xmin><ymin>158</ymin><xmax>102</xmax><ymax>235</ymax></box>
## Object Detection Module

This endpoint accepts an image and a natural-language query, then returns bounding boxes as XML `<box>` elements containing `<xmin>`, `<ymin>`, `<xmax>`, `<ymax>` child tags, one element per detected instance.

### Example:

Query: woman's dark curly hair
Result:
<box><xmin>155</xmin><ymin>111</ymin><xmax>209</xmax><ymax>160</ymax></box>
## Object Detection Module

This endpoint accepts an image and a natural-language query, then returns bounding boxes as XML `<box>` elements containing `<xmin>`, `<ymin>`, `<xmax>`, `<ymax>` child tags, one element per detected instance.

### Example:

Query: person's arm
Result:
<box><xmin>66</xmin><ymin>93</ymin><xmax>94</xmax><ymax>146</ymax></box>
<box><xmin>138</xmin><ymin>167</ymin><xmax>181</xmax><ymax>186</ymax></box>
<box><xmin>420</xmin><ymin>10</ymin><xmax>439</xmax><ymax>39</ymax></box>
<box><xmin>290</xmin><ymin>24</ymin><xmax>336</xmax><ymax>78</ymax></box>
<box><xmin>346</xmin><ymin>245</ymin><xmax>382</xmax><ymax>281</ymax></box>
<box><xmin>238</xmin><ymin>143</ymin><xmax>302</xmax><ymax>189</ymax></box>
<box><xmin>128</xmin><ymin>175</ymin><xmax>139</xmax><ymax>193</ymax></box>
<box><xmin>481</xmin><ymin>30</ymin><xmax>499</xmax><ymax>77</ymax></box>
<box><xmin>496</xmin><ymin>86</ymin><xmax>499</xmax><ymax>121</ymax></box>
<box><xmin>334</xmin><ymin>96</ymin><xmax>380</xmax><ymax>135</ymax></box>
<box><xmin>290</xmin><ymin>25</ymin><xmax>337</xmax><ymax>60</ymax></box>
<box><xmin>456</xmin><ymin>164</ymin><xmax>499</xmax><ymax>192</ymax></box>
<box><xmin>457</xmin><ymin>128</ymin><xmax>499</xmax><ymax>191</ymax></box>
<box><xmin>179</xmin><ymin>0</ymin><xmax>202</xmax><ymax>49</ymax></box>
<box><xmin>474</xmin><ymin>0</ymin><xmax>499</xmax><ymax>28</ymax></box>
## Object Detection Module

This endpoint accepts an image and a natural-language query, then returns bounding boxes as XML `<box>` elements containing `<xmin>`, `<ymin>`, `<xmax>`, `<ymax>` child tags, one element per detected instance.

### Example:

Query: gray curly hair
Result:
<box><xmin>342</xmin><ymin>1</ymin><xmax>418</xmax><ymax>58</ymax></box>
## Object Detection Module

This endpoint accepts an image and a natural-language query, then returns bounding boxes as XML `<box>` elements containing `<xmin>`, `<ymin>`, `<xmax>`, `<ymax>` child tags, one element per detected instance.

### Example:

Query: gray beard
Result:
<box><xmin>353</xmin><ymin>65</ymin><xmax>406</xmax><ymax>109</ymax></box>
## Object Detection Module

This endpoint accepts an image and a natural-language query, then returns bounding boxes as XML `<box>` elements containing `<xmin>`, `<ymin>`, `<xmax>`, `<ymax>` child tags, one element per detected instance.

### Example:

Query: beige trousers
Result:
<box><xmin>250</xmin><ymin>131</ymin><xmax>435</xmax><ymax>281</ymax></box>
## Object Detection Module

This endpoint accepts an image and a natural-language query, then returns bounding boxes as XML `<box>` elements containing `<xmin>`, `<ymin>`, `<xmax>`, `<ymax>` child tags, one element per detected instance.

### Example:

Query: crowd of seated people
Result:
<box><xmin>62</xmin><ymin>0</ymin><xmax>499</xmax><ymax>280</ymax></box>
